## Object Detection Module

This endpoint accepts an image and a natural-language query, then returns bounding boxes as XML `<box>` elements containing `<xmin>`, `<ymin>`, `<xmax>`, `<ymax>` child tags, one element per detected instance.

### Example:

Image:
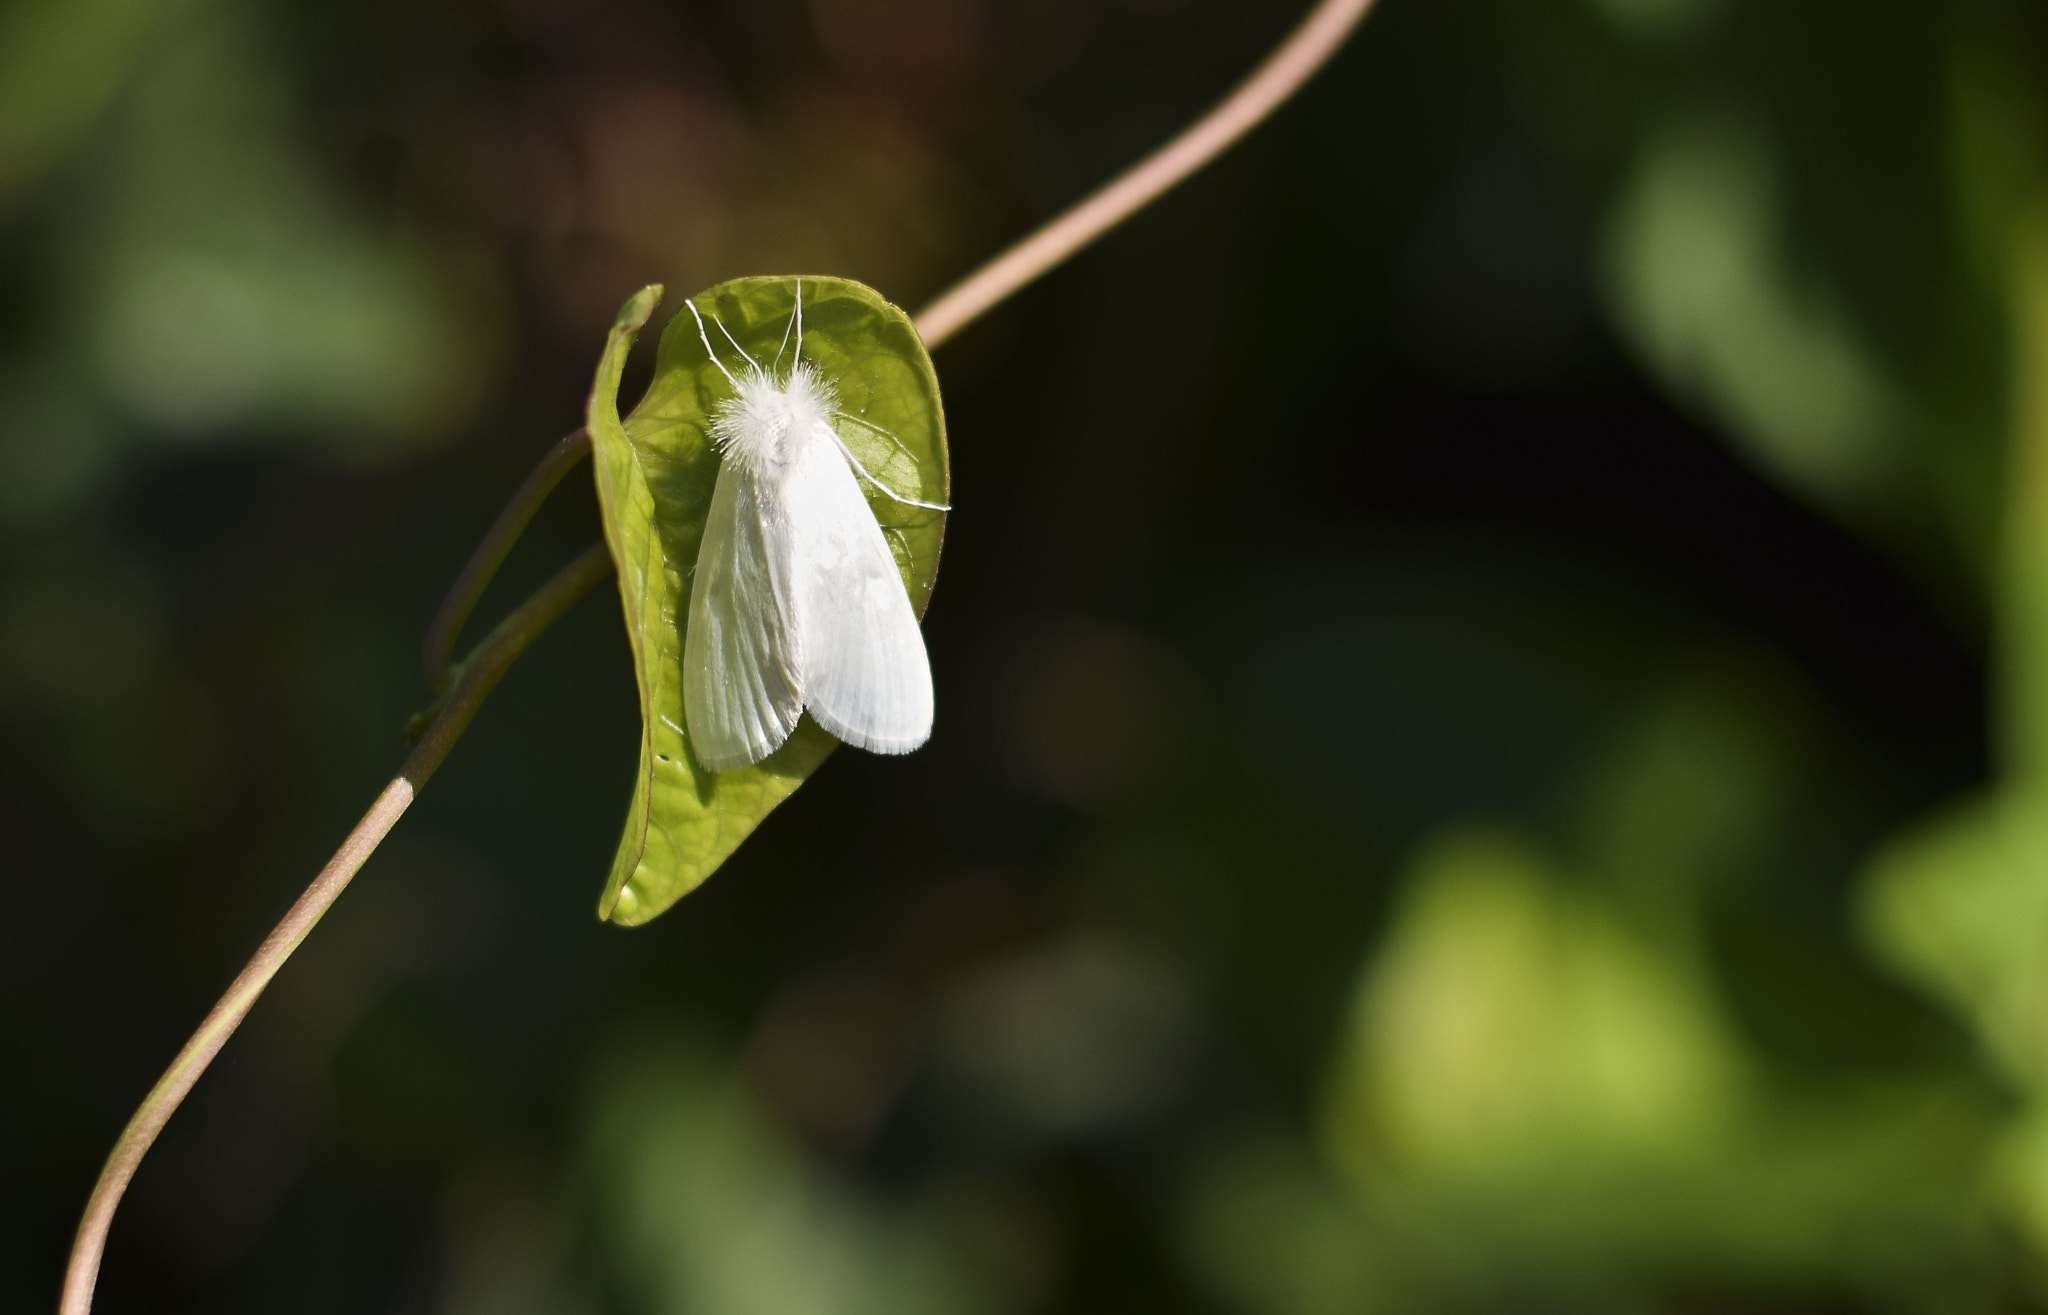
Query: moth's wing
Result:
<box><xmin>786</xmin><ymin>428</ymin><xmax>934</xmax><ymax>754</ymax></box>
<box><xmin>683</xmin><ymin>461</ymin><xmax>804</xmax><ymax>771</ymax></box>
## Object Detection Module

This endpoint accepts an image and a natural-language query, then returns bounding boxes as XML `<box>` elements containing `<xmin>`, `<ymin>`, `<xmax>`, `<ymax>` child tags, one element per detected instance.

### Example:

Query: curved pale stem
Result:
<box><xmin>57</xmin><ymin>544</ymin><xmax>614</xmax><ymax>1315</ymax></box>
<box><xmin>913</xmin><ymin>0</ymin><xmax>1378</xmax><ymax>348</ymax></box>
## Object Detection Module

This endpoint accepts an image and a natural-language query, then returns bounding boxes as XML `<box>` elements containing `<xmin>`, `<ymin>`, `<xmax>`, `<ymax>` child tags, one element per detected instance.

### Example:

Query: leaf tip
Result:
<box><xmin>603</xmin><ymin>878</ymin><xmax>649</xmax><ymax>926</ymax></box>
<box><xmin>616</xmin><ymin>284</ymin><xmax>662</xmax><ymax>333</ymax></box>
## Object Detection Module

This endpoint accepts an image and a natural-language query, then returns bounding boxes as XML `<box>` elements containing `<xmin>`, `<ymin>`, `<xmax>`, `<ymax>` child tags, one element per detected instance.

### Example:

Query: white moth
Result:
<box><xmin>681</xmin><ymin>283</ymin><xmax>943</xmax><ymax>772</ymax></box>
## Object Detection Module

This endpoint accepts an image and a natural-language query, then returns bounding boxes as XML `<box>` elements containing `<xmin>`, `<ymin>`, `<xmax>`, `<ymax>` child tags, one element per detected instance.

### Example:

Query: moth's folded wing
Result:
<box><xmin>789</xmin><ymin>437</ymin><xmax>934</xmax><ymax>755</ymax></box>
<box><xmin>683</xmin><ymin>464</ymin><xmax>803</xmax><ymax>771</ymax></box>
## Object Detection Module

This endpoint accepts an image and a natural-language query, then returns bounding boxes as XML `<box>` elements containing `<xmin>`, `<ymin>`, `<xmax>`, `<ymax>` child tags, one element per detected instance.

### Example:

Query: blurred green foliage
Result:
<box><xmin>3</xmin><ymin>0</ymin><xmax>2047</xmax><ymax>1312</ymax></box>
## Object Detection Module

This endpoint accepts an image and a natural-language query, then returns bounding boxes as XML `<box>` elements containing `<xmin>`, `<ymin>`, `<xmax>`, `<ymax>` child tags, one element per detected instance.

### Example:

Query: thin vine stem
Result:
<box><xmin>58</xmin><ymin>543</ymin><xmax>614</xmax><ymax>1315</ymax></box>
<box><xmin>58</xmin><ymin>1</ymin><xmax>1377</xmax><ymax>1306</ymax></box>
<box><xmin>912</xmin><ymin>0</ymin><xmax>1377</xmax><ymax>348</ymax></box>
<box><xmin>422</xmin><ymin>427</ymin><xmax>593</xmax><ymax>691</ymax></box>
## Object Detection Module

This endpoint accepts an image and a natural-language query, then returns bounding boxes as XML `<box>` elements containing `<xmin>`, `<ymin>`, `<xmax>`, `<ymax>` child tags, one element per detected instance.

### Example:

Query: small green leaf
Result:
<box><xmin>585</xmin><ymin>276</ymin><xmax>949</xmax><ymax>926</ymax></box>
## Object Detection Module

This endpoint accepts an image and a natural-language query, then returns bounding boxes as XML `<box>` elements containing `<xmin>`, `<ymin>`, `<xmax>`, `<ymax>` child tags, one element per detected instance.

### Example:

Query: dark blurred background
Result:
<box><xmin>7</xmin><ymin>0</ymin><xmax>2048</xmax><ymax>1310</ymax></box>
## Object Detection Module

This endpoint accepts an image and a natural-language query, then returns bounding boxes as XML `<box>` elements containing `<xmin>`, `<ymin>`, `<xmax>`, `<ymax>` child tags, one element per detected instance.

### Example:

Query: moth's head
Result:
<box><xmin>711</xmin><ymin>360</ymin><xmax>836</xmax><ymax>475</ymax></box>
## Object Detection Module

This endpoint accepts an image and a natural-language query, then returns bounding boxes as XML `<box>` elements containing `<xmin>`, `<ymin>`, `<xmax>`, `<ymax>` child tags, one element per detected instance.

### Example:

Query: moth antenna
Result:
<box><xmin>794</xmin><ymin>277</ymin><xmax>804</xmax><ymax>367</ymax></box>
<box><xmin>773</xmin><ymin>278</ymin><xmax>800</xmax><ymax>378</ymax></box>
<box><xmin>827</xmin><ymin>432</ymin><xmax>951</xmax><ymax>511</ymax></box>
<box><xmin>686</xmin><ymin>301</ymin><xmax>741</xmax><ymax>389</ymax></box>
<box><xmin>712</xmin><ymin>313</ymin><xmax>762</xmax><ymax>375</ymax></box>
<box><xmin>834</xmin><ymin>409</ymin><xmax>920</xmax><ymax>464</ymax></box>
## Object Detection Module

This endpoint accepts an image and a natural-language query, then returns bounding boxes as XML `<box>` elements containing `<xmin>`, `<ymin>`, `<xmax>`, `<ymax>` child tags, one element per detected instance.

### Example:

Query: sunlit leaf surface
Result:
<box><xmin>586</xmin><ymin>276</ymin><xmax>949</xmax><ymax>925</ymax></box>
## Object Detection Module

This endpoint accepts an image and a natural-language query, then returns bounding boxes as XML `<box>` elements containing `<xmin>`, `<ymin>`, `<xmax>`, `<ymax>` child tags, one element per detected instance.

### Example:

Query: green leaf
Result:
<box><xmin>585</xmin><ymin>276</ymin><xmax>950</xmax><ymax>926</ymax></box>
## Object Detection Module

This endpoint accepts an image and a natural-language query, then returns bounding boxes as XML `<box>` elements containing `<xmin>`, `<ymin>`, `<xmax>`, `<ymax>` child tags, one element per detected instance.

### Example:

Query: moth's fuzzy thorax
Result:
<box><xmin>712</xmin><ymin>361</ymin><xmax>836</xmax><ymax>477</ymax></box>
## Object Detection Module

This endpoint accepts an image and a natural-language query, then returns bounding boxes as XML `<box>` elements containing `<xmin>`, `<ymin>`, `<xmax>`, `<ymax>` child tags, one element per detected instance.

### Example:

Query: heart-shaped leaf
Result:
<box><xmin>585</xmin><ymin>276</ymin><xmax>950</xmax><ymax>925</ymax></box>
